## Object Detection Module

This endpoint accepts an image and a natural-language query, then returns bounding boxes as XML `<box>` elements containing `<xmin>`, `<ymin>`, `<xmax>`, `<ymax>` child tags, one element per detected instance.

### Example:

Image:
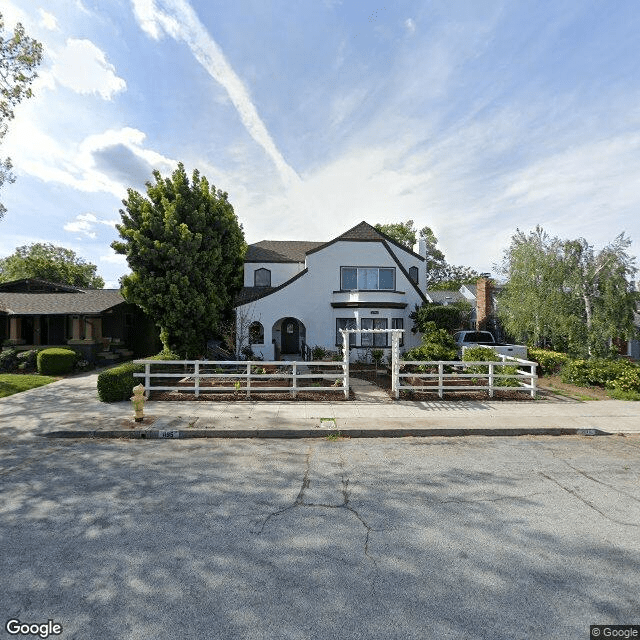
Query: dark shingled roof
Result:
<box><xmin>234</xmin><ymin>286</ymin><xmax>277</xmax><ymax>306</ymax></box>
<box><xmin>307</xmin><ymin>221</ymin><xmax>424</xmax><ymax>261</ymax></box>
<box><xmin>245</xmin><ymin>241</ymin><xmax>325</xmax><ymax>263</ymax></box>
<box><xmin>0</xmin><ymin>278</ymin><xmax>83</xmax><ymax>293</ymax></box>
<box><xmin>0</xmin><ymin>289</ymin><xmax>125</xmax><ymax>315</ymax></box>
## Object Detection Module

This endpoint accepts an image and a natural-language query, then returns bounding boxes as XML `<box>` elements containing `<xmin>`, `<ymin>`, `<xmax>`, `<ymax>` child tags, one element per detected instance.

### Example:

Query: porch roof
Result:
<box><xmin>0</xmin><ymin>289</ymin><xmax>125</xmax><ymax>315</ymax></box>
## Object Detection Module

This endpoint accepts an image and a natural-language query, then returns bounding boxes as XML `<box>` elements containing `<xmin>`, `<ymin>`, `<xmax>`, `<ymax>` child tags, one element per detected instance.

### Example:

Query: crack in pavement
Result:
<box><xmin>539</xmin><ymin>472</ymin><xmax>639</xmax><ymax>527</ymax></box>
<box><xmin>533</xmin><ymin>441</ymin><xmax>640</xmax><ymax>504</ymax></box>
<box><xmin>255</xmin><ymin>446</ymin><xmax>381</xmax><ymax>594</ymax></box>
<box><xmin>435</xmin><ymin>492</ymin><xmax>545</xmax><ymax>506</ymax></box>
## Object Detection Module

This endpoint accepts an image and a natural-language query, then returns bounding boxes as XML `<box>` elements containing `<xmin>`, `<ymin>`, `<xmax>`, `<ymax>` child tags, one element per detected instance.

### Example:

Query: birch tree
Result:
<box><xmin>498</xmin><ymin>227</ymin><xmax>637</xmax><ymax>356</ymax></box>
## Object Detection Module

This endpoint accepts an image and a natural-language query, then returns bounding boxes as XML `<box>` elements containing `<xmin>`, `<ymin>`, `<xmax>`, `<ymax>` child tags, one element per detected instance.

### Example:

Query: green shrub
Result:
<box><xmin>528</xmin><ymin>348</ymin><xmax>569</xmax><ymax>376</ymax></box>
<box><xmin>605</xmin><ymin>367</ymin><xmax>640</xmax><ymax>393</ymax></box>
<box><xmin>404</xmin><ymin>322</ymin><xmax>458</xmax><ymax>363</ymax></box>
<box><xmin>96</xmin><ymin>350</ymin><xmax>179</xmax><ymax>402</ymax></box>
<box><xmin>17</xmin><ymin>349</ymin><xmax>40</xmax><ymax>371</ymax></box>
<box><xmin>312</xmin><ymin>345</ymin><xmax>326</xmax><ymax>360</ymax></box>
<box><xmin>404</xmin><ymin>341</ymin><xmax>457</xmax><ymax>362</ymax></box>
<box><xmin>410</xmin><ymin>303</ymin><xmax>467</xmax><ymax>334</ymax></box>
<box><xmin>462</xmin><ymin>346</ymin><xmax>518</xmax><ymax>387</ymax></box>
<box><xmin>37</xmin><ymin>348</ymin><xmax>77</xmax><ymax>375</ymax></box>
<box><xmin>97</xmin><ymin>362</ymin><xmax>144</xmax><ymax>402</ymax></box>
<box><xmin>561</xmin><ymin>358</ymin><xmax>635</xmax><ymax>388</ymax></box>
<box><xmin>0</xmin><ymin>348</ymin><xmax>19</xmax><ymax>372</ymax></box>
<box><xmin>608</xmin><ymin>388</ymin><xmax>640</xmax><ymax>401</ymax></box>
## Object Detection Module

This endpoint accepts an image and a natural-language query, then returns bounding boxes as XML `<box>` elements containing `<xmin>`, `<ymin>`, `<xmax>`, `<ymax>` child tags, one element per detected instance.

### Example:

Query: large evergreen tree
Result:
<box><xmin>498</xmin><ymin>226</ymin><xmax>637</xmax><ymax>356</ymax></box>
<box><xmin>112</xmin><ymin>163</ymin><xmax>246</xmax><ymax>358</ymax></box>
<box><xmin>0</xmin><ymin>243</ymin><xmax>104</xmax><ymax>288</ymax></box>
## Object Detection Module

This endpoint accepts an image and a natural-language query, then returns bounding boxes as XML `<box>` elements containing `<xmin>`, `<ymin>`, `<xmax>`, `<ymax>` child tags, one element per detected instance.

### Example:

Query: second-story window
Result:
<box><xmin>409</xmin><ymin>266</ymin><xmax>419</xmax><ymax>284</ymax></box>
<box><xmin>254</xmin><ymin>268</ymin><xmax>271</xmax><ymax>287</ymax></box>
<box><xmin>341</xmin><ymin>267</ymin><xmax>395</xmax><ymax>291</ymax></box>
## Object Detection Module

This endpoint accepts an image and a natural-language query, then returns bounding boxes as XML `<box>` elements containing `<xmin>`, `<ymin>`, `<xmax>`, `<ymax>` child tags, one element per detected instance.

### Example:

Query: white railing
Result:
<box><xmin>394</xmin><ymin>355</ymin><xmax>537</xmax><ymax>399</ymax></box>
<box><xmin>133</xmin><ymin>359</ymin><xmax>348</xmax><ymax>399</ymax></box>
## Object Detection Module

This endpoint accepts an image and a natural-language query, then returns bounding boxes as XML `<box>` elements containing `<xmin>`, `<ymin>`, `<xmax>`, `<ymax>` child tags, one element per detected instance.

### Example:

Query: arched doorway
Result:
<box><xmin>281</xmin><ymin>317</ymin><xmax>300</xmax><ymax>354</ymax></box>
<box><xmin>272</xmin><ymin>317</ymin><xmax>306</xmax><ymax>358</ymax></box>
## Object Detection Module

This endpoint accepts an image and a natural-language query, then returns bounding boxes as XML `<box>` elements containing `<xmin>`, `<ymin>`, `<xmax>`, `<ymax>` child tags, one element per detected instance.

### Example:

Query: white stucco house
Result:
<box><xmin>234</xmin><ymin>221</ymin><xmax>427</xmax><ymax>361</ymax></box>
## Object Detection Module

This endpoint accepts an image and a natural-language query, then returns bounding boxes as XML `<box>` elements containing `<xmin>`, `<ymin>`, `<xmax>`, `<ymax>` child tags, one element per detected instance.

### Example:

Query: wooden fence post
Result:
<box><xmin>292</xmin><ymin>361</ymin><xmax>297</xmax><ymax>399</ymax></box>
<box><xmin>489</xmin><ymin>363</ymin><xmax>494</xmax><ymax>398</ymax></box>
<box><xmin>144</xmin><ymin>363</ymin><xmax>150</xmax><ymax>398</ymax></box>
<box><xmin>342</xmin><ymin>330</ymin><xmax>349</xmax><ymax>399</ymax></box>
<box><xmin>391</xmin><ymin>331</ymin><xmax>399</xmax><ymax>399</ymax></box>
<box><xmin>194</xmin><ymin>361</ymin><xmax>200</xmax><ymax>398</ymax></box>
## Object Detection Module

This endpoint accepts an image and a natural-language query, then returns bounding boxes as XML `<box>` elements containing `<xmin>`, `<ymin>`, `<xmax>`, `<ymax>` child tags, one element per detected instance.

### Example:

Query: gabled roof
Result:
<box><xmin>0</xmin><ymin>288</ymin><xmax>125</xmax><ymax>315</ymax></box>
<box><xmin>245</xmin><ymin>241</ymin><xmax>324</xmax><ymax>263</ymax></box>
<box><xmin>307</xmin><ymin>221</ymin><xmax>425</xmax><ymax>261</ymax></box>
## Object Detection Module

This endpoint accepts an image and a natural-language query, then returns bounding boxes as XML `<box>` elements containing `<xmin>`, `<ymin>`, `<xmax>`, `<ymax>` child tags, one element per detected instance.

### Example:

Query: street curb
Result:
<box><xmin>40</xmin><ymin>427</ymin><xmax>611</xmax><ymax>439</ymax></box>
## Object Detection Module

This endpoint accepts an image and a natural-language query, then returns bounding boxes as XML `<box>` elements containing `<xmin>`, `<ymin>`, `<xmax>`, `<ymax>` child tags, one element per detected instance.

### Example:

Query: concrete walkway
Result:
<box><xmin>0</xmin><ymin>371</ymin><xmax>638</xmax><ymax>439</ymax></box>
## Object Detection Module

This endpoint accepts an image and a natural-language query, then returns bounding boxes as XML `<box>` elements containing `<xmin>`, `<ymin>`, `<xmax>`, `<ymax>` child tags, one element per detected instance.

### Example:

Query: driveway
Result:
<box><xmin>1</xmin><ymin>435</ymin><xmax>639</xmax><ymax>639</ymax></box>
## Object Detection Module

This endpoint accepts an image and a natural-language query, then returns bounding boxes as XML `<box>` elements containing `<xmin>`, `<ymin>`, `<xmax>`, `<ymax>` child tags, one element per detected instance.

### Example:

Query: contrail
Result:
<box><xmin>132</xmin><ymin>0</ymin><xmax>300</xmax><ymax>188</ymax></box>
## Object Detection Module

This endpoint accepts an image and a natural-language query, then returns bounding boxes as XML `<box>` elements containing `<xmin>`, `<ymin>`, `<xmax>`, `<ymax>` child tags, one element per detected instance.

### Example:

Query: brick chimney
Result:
<box><xmin>476</xmin><ymin>276</ymin><xmax>492</xmax><ymax>330</ymax></box>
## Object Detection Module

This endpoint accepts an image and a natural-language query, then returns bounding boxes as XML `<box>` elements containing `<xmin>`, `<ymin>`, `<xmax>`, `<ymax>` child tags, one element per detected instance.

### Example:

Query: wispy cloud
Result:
<box><xmin>64</xmin><ymin>212</ymin><xmax>119</xmax><ymax>239</ymax></box>
<box><xmin>51</xmin><ymin>38</ymin><xmax>126</xmax><ymax>99</ymax></box>
<box><xmin>38</xmin><ymin>8</ymin><xmax>59</xmax><ymax>31</ymax></box>
<box><xmin>131</xmin><ymin>0</ymin><xmax>300</xmax><ymax>189</ymax></box>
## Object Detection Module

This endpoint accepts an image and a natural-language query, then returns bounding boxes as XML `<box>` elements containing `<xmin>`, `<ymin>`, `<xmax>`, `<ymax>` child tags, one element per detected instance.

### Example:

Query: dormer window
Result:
<box><xmin>254</xmin><ymin>268</ymin><xmax>271</xmax><ymax>287</ymax></box>
<box><xmin>409</xmin><ymin>266</ymin><xmax>419</xmax><ymax>284</ymax></box>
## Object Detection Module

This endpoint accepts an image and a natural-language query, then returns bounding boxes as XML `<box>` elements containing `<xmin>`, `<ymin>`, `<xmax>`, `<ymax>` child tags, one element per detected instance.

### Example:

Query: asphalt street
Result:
<box><xmin>1</xmin><ymin>435</ymin><xmax>639</xmax><ymax>640</ymax></box>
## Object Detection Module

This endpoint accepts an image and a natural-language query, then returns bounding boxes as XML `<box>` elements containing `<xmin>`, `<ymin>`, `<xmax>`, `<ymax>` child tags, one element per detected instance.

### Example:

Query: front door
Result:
<box><xmin>281</xmin><ymin>318</ymin><xmax>299</xmax><ymax>354</ymax></box>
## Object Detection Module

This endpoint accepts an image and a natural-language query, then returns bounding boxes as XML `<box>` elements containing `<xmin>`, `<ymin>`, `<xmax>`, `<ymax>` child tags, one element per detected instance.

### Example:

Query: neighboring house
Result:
<box><xmin>0</xmin><ymin>278</ymin><xmax>156</xmax><ymax>361</ymax></box>
<box><xmin>624</xmin><ymin>304</ymin><xmax>640</xmax><ymax>360</ymax></box>
<box><xmin>424</xmin><ymin>290</ymin><xmax>466</xmax><ymax>306</ymax></box>
<box><xmin>235</xmin><ymin>221</ymin><xmax>426</xmax><ymax>361</ymax></box>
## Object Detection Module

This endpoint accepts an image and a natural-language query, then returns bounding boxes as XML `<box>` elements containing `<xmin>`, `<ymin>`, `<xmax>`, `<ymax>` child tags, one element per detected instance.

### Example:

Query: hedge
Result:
<box><xmin>97</xmin><ymin>350</ymin><xmax>178</xmax><ymax>403</ymax></box>
<box><xmin>97</xmin><ymin>362</ymin><xmax>144</xmax><ymax>402</ymax></box>
<box><xmin>37</xmin><ymin>348</ymin><xmax>77</xmax><ymax>375</ymax></box>
<box><xmin>528</xmin><ymin>348</ymin><xmax>570</xmax><ymax>376</ymax></box>
<box><xmin>561</xmin><ymin>358</ymin><xmax>636</xmax><ymax>388</ymax></box>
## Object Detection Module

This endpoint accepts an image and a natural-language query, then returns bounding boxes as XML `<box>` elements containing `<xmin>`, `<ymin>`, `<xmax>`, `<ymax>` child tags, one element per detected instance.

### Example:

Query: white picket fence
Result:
<box><xmin>394</xmin><ymin>355</ymin><xmax>537</xmax><ymax>399</ymax></box>
<box><xmin>133</xmin><ymin>359</ymin><xmax>348</xmax><ymax>399</ymax></box>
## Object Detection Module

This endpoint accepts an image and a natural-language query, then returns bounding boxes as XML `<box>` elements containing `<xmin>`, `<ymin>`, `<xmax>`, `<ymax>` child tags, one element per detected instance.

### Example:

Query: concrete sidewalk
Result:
<box><xmin>0</xmin><ymin>371</ymin><xmax>638</xmax><ymax>440</ymax></box>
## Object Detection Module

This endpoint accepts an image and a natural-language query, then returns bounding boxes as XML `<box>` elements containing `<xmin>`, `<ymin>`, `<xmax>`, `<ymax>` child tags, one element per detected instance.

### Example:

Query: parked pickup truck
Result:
<box><xmin>453</xmin><ymin>331</ymin><xmax>528</xmax><ymax>360</ymax></box>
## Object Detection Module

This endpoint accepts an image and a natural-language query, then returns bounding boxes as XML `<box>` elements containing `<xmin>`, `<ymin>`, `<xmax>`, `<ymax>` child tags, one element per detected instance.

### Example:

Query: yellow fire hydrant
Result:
<box><xmin>131</xmin><ymin>383</ymin><xmax>146</xmax><ymax>422</ymax></box>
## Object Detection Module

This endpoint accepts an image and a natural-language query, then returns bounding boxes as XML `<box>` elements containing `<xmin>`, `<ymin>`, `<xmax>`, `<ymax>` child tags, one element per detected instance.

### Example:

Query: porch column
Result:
<box><xmin>71</xmin><ymin>316</ymin><xmax>82</xmax><ymax>340</ymax></box>
<box><xmin>33</xmin><ymin>316</ymin><xmax>42</xmax><ymax>346</ymax></box>
<box><xmin>9</xmin><ymin>317</ymin><xmax>21</xmax><ymax>341</ymax></box>
<box><xmin>84</xmin><ymin>317</ymin><xmax>94</xmax><ymax>341</ymax></box>
<box><xmin>93</xmin><ymin>317</ymin><xmax>102</xmax><ymax>341</ymax></box>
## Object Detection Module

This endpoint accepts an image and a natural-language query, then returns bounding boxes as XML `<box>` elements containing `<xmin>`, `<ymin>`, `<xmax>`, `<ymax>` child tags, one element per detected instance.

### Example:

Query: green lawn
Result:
<box><xmin>0</xmin><ymin>374</ymin><xmax>58</xmax><ymax>399</ymax></box>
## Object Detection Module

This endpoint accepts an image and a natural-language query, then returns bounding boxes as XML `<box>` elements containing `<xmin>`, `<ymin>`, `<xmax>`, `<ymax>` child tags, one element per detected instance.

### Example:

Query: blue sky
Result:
<box><xmin>1</xmin><ymin>0</ymin><xmax>639</xmax><ymax>288</ymax></box>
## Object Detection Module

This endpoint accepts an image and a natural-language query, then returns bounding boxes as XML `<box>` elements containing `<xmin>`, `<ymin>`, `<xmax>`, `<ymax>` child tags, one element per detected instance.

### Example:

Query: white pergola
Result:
<box><xmin>339</xmin><ymin>328</ymin><xmax>405</xmax><ymax>395</ymax></box>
